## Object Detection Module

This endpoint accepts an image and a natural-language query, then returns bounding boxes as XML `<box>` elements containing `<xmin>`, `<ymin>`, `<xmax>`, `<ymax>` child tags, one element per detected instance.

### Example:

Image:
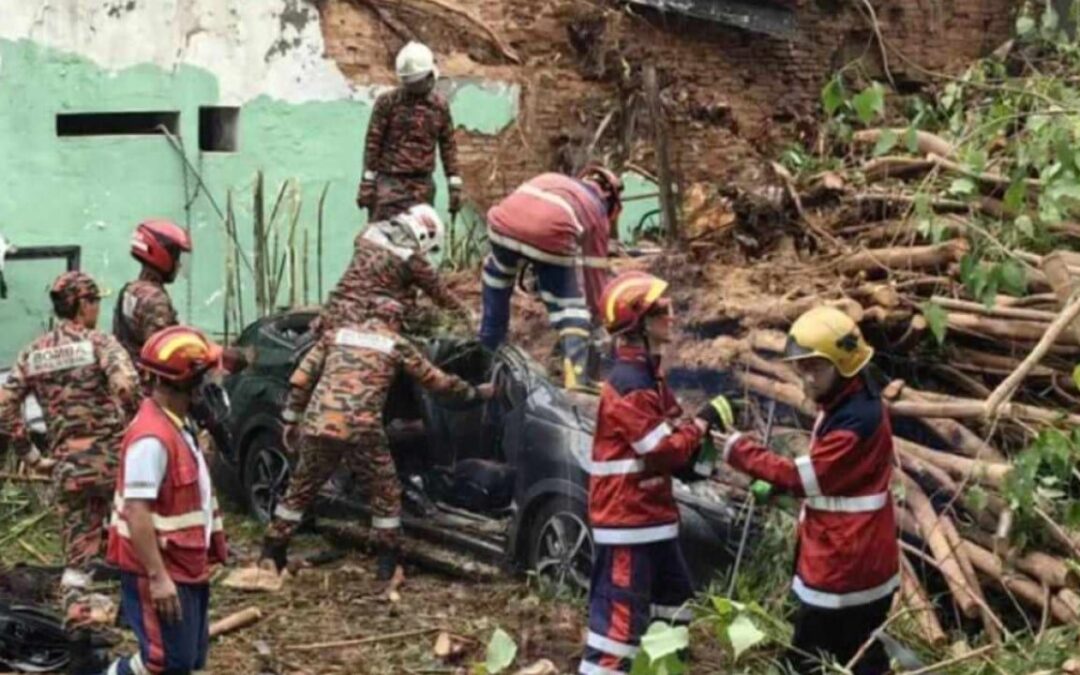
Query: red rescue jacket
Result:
<box><xmin>486</xmin><ymin>173</ymin><xmax>612</xmax><ymax>316</ymax></box>
<box><xmin>588</xmin><ymin>347</ymin><xmax>704</xmax><ymax>545</ymax></box>
<box><xmin>107</xmin><ymin>399</ymin><xmax>227</xmax><ymax>584</ymax></box>
<box><xmin>724</xmin><ymin>379</ymin><xmax>899</xmax><ymax>608</ymax></box>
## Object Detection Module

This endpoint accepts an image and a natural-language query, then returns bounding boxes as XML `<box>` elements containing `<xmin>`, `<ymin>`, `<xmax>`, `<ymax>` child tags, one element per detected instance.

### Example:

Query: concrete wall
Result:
<box><xmin>0</xmin><ymin>0</ymin><xmax>519</xmax><ymax>363</ymax></box>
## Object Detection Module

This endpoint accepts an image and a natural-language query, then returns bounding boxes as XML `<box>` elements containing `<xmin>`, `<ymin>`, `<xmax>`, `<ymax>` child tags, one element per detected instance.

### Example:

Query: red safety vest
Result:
<box><xmin>588</xmin><ymin>349</ymin><xmax>704</xmax><ymax>545</ymax></box>
<box><xmin>724</xmin><ymin>379</ymin><xmax>899</xmax><ymax>608</ymax></box>
<box><xmin>107</xmin><ymin>399</ymin><xmax>227</xmax><ymax>584</ymax></box>
<box><xmin>486</xmin><ymin>173</ymin><xmax>611</xmax><ymax>315</ymax></box>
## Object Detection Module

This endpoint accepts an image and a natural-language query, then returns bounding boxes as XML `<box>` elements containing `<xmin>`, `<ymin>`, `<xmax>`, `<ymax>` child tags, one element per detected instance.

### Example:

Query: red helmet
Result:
<box><xmin>599</xmin><ymin>271</ymin><xmax>670</xmax><ymax>335</ymax></box>
<box><xmin>139</xmin><ymin>325</ymin><xmax>222</xmax><ymax>383</ymax></box>
<box><xmin>579</xmin><ymin>166</ymin><xmax>624</xmax><ymax>221</ymax></box>
<box><xmin>131</xmin><ymin>220</ymin><xmax>191</xmax><ymax>278</ymax></box>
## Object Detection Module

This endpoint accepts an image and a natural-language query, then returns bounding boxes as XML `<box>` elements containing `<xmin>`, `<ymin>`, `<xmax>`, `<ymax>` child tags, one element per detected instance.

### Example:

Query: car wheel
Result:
<box><xmin>527</xmin><ymin>497</ymin><xmax>593</xmax><ymax>596</ymax></box>
<box><xmin>243</xmin><ymin>431</ymin><xmax>291</xmax><ymax>523</ymax></box>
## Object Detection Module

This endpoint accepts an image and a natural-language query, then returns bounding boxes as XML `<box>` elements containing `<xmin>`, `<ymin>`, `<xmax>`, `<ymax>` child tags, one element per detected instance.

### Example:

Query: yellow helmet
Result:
<box><xmin>783</xmin><ymin>306</ymin><xmax>873</xmax><ymax>378</ymax></box>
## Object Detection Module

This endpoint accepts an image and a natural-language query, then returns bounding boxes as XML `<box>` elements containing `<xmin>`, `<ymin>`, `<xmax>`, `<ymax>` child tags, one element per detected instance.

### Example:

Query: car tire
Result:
<box><xmin>242</xmin><ymin>431</ymin><xmax>291</xmax><ymax>524</ymax></box>
<box><xmin>526</xmin><ymin>496</ymin><xmax>594</xmax><ymax>596</ymax></box>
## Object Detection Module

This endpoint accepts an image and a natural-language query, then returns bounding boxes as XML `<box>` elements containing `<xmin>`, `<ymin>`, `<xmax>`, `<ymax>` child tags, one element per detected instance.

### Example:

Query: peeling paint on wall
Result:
<box><xmin>447</xmin><ymin>80</ymin><xmax>519</xmax><ymax>134</ymax></box>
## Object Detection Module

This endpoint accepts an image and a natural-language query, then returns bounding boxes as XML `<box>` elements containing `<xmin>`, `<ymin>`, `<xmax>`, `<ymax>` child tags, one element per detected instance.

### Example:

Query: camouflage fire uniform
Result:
<box><xmin>264</xmin><ymin>318</ymin><xmax>478</xmax><ymax>555</ymax></box>
<box><xmin>359</xmin><ymin>87</ymin><xmax>462</xmax><ymax>221</ymax></box>
<box><xmin>0</xmin><ymin>313</ymin><xmax>139</xmax><ymax>567</ymax></box>
<box><xmin>315</xmin><ymin>232</ymin><xmax>469</xmax><ymax>335</ymax></box>
<box><xmin>113</xmin><ymin>268</ymin><xmax>178</xmax><ymax>365</ymax></box>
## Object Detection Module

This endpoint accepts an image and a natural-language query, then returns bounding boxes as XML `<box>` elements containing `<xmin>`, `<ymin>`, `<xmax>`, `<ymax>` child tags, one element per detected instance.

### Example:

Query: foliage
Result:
<box><xmin>475</xmin><ymin>627</ymin><xmax>518</xmax><ymax>674</ymax></box>
<box><xmin>630</xmin><ymin>622</ymin><xmax>689</xmax><ymax>675</ymax></box>
<box><xmin>1003</xmin><ymin>428</ymin><xmax>1080</xmax><ymax>549</ymax></box>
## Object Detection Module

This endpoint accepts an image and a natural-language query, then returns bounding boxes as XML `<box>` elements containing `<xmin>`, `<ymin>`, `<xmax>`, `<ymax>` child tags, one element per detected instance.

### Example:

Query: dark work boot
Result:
<box><xmin>376</xmin><ymin>549</ymin><xmax>398</xmax><ymax>582</ymax></box>
<box><xmin>66</xmin><ymin>628</ymin><xmax>113</xmax><ymax>674</ymax></box>
<box><xmin>260</xmin><ymin>539</ymin><xmax>289</xmax><ymax>574</ymax></box>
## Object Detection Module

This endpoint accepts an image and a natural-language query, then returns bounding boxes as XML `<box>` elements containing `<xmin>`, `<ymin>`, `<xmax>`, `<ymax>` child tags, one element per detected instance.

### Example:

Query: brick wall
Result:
<box><xmin>319</xmin><ymin>0</ymin><xmax>1015</xmax><ymax>208</ymax></box>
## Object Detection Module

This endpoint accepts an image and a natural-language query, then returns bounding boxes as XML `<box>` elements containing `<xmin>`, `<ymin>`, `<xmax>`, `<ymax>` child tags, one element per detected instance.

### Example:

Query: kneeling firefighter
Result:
<box><xmin>720</xmin><ymin>306</ymin><xmax>899</xmax><ymax>675</ymax></box>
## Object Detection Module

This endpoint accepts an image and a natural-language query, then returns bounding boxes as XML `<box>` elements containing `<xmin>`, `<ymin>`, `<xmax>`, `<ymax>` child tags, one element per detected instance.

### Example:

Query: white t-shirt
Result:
<box><xmin>123</xmin><ymin>424</ymin><xmax>213</xmax><ymax>548</ymax></box>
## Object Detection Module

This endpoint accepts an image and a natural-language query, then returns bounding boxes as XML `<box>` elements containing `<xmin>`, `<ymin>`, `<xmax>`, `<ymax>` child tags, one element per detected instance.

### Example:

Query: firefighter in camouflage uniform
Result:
<box><xmin>260</xmin><ymin>300</ymin><xmax>493</xmax><ymax>582</ymax></box>
<box><xmin>0</xmin><ymin>271</ymin><xmax>139</xmax><ymax>607</ymax></box>
<box><xmin>314</xmin><ymin>203</ymin><xmax>471</xmax><ymax>336</ymax></box>
<box><xmin>356</xmin><ymin>42</ymin><xmax>463</xmax><ymax>222</ymax></box>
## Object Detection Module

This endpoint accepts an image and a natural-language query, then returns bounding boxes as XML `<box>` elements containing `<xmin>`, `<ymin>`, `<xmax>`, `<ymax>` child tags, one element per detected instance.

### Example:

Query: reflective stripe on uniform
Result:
<box><xmin>372</xmin><ymin>515</ymin><xmax>401</xmax><ymax>529</ymax></box>
<box><xmin>792</xmin><ymin>573</ymin><xmax>900</xmax><ymax>609</ymax></box>
<box><xmin>486</xmin><ymin>253</ymin><xmax>519</xmax><ymax>275</ymax></box>
<box><xmin>631</xmin><ymin>422</ymin><xmax>672</xmax><ymax>455</ymax></box>
<box><xmin>517</xmin><ymin>185</ymin><xmax>585</xmax><ymax>235</ymax></box>
<box><xmin>335</xmin><ymin>329</ymin><xmax>395</xmax><ymax>354</ymax></box>
<box><xmin>586</xmin><ymin>631</ymin><xmax>639</xmax><ymax>658</ymax></box>
<box><xmin>581</xmin><ymin>255</ymin><xmax>609</xmax><ymax>269</ymax></box>
<box><xmin>274</xmin><ymin>503</ymin><xmax>304</xmax><ymax>523</ymax></box>
<box><xmin>539</xmin><ymin>290</ymin><xmax>587</xmax><ymax>308</ymax></box>
<box><xmin>804</xmin><ymin>492</ymin><xmax>889</xmax><ymax>513</ymax></box>
<box><xmin>651</xmin><ymin>604</ymin><xmax>693</xmax><ymax>623</ymax></box>
<box><xmin>447</xmin><ymin>175</ymin><xmax>463</xmax><ymax>187</ymax></box>
<box><xmin>487</xmin><ymin>230</ymin><xmax>577</xmax><ymax>267</ymax></box>
<box><xmin>590</xmin><ymin>458</ymin><xmax>644</xmax><ymax>476</ymax></box>
<box><xmin>548</xmin><ymin>307</ymin><xmax>592</xmax><ymax>325</ymax></box>
<box><xmin>579</xmin><ymin>662</ymin><xmax>628</xmax><ymax>675</ymax></box>
<box><xmin>482</xmin><ymin>271</ymin><xmax>515</xmax><ymax>289</ymax></box>
<box><xmin>722</xmin><ymin>432</ymin><xmax>744</xmax><ymax>463</ymax></box>
<box><xmin>795</xmin><ymin>455</ymin><xmax>822</xmax><ymax>497</ymax></box>
<box><xmin>281</xmin><ymin>409</ymin><xmax>299</xmax><ymax>423</ymax></box>
<box><xmin>592</xmin><ymin>522</ymin><xmax>679</xmax><ymax>545</ymax></box>
<box><xmin>112</xmin><ymin>495</ymin><xmax>214</xmax><ymax>533</ymax></box>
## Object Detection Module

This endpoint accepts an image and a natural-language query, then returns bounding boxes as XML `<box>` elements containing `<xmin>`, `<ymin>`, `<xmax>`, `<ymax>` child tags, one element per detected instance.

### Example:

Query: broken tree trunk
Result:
<box><xmin>860</xmin><ymin>157</ymin><xmax>936</xmax><ymax>183</ymax></box>
<box><xmin>899</xmin><ymin>555</ymin><xmax>948</xmax><ymax>646</ymax></box>
<box><xmin>889</xmin><ymin>387</ymin><xmax>1005</xmax><ymax>462</ymax></box>
<box><xmin>895</xmin><ymin>438</ymin><xmax>1011</xmax><ymax>489</ymax></box>
<box><xmin>838</xmin><ymin>240</ymin><xmax>969</xmax><ymax>276</ymax></box>
<box><xmin>644</xmin><ymin>65</ymin><xmax>679</xmax><ymax>244</ymax></box>
<box><xmin>1040</xmin><ymin>252</ymin><xmax>1080</xmax><ymax>348</ymax></box>
<box><xmin>928</xmin><ymin>295</ymin><xmax>1056</xmax><ymax>322</ymax></box>
<box><xmin>899</xmin><ymin>476</ymin><xmax>981</xmax><ymax>618</ymax></box>
<box><xmin>984</xmin><ymin>291</ymin><xmax>1080</xmax><ymax>418</ymax></box>
<box><xmin>735</xmin><ymin>371</ymin><xmax>814</xmax><ymax>416</ymax></box>
<box><xmin>853</xmin><ymin>129</ymin><xmax>955</xmax><ymax>158</ymax></box>
<box><xmin>945</xmin><ymin>312</ymin><xmax>1078</xmax><ymax>346</ymax></box>
<box><xmin>961</xmin><ymin>540</ymin><xmax>1079</xmax><ymax>625</ymax></box>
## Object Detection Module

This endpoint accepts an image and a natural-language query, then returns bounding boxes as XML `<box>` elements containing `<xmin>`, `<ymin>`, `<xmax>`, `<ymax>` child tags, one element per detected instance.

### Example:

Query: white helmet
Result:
<box><xmin>400</xmin><ymin>204</ymin><xmax>445</xmax><ymax>256</ymax></box>
<box><xmin>395</xmin><ymin>42</ymin><xmax>437</xmax><ymax>84</ymax></box>
<box><xmin>363</xmin><ymin>204</ymin><xmax>445</xmax><ymax>261</ymax></box>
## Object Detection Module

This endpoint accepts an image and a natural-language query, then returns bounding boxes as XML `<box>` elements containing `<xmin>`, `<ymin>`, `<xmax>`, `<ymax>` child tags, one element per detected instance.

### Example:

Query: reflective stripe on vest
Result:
<box><xmin>487</xmin><ymin>230</ymin><xmax>577</xmax><ymax>267</ymax></box>
<box><xmin>631</xmin><ymin>422</ymin><xmax>672</xmax><ymax>455</ymax></box>
<box><xmin>592</xmin><ymin>522</ymin><xmax>679</xmax><ymax>545</ymax></box>
<box><xmin>792</xmin><ymin>572</ymin><xmax>900</xmax><ymax>609</ymax></box>
<box><xmin>111</xmin><ymin>495</ymin><xmax>224</xmax><ymax>537</ymax></box>
<box><xmin>590</xmin><ymin>458</ymin><xmax>644</xmax><ymax>476</ymax></box>
<box><xmin>804</xmin><ymin>492</ymin><xmax>890</xmax><ymax>513</ymax></box>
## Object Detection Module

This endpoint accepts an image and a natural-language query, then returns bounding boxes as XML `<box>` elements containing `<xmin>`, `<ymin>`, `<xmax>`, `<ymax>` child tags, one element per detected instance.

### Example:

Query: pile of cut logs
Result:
<box><xmin>681</xmin><ymin>129</ymin><xmax>1080</xmax><ymax>643</ymax></box>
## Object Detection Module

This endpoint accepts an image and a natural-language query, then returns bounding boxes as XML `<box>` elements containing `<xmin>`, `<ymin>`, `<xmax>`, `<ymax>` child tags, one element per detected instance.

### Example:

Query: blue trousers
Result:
<box><xmin>579</xmin><ymin>539</ymin><xmax>694</xmax><ymax>675</ymax></box>
<box><xmin>479</xmin><ymin>242</ymin><xmax>592</xmax><ymax>377</ymax></box>
<box><xmin>106</xmin><ymin>573</ymin><xmax>209</xmax><ymax>674</ymax></box>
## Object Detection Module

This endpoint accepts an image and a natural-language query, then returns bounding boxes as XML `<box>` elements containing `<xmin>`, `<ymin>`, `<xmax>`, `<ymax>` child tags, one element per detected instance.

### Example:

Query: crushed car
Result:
<box><xmin>212</xmin><ymin>310</ymin><xmax>754</xmax><ymax>592</ymax></box>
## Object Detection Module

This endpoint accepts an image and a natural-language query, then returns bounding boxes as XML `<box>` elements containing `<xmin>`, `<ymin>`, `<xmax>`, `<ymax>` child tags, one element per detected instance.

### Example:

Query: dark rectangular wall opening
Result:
<box><xmin>56</xmin><ymin>111</ymin><xmax>179</xmax><ymax>137</ymax></box>
<box><xmin>199</xmin><ymin>106</ymin><xmax>239</xmax><ymax>152</ymax></box>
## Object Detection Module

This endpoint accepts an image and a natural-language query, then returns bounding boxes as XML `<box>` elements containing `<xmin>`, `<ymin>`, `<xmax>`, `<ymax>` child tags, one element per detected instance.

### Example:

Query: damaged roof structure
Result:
<box><xmin>625</xmin><ymin>0</ymin><xmax>798</xmax><ymax>39</ymax></box>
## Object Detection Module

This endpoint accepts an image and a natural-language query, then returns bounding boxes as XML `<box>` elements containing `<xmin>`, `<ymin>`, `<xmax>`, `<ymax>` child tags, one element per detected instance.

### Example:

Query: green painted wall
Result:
<box><xmin>0</xmin><ymin>38</ymin><xmax>519</xmax><ymax>364</ymax></box>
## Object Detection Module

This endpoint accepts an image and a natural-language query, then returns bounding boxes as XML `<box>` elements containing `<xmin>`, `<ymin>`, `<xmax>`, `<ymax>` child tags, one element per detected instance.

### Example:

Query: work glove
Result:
<box><xmin>695</xmin><ymin>394</ymin><xmax>735</xmax><ymax>432</ymax></box>
<box><xmin>448</xmin><ymin>186</ymin><xmax>463</xmax><ymax>217</ymax></box>
<box><xmin>356</xmin><ymin>179</ymin><xmax>376</xmax><ymax>211</ymax></box>
<box><xmin>750</xmin><ymin>479</ymin><xmax>773</xmax><ymax>502</ymax></box>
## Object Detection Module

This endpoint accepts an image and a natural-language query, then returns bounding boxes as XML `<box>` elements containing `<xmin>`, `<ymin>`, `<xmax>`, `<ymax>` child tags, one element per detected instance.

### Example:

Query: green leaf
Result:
<box><xmin>727</xmin><ymin>615</ymin><xmax>766</xmax><ymax>662</ymax></box>
<box><xmin>966</xmin><ymin>485</ymin><xmax>988</xmax><ymax>513</ymax></box>
<box><xmin>1073</xmin><ymin>364</ymin><xmax>1080</xmax><ymax>391</ymax></box>
<box><xmin>905</xmin><ymin>126</ymin><xmax>920</xmax><ymax>154</ymax></box>
<box><xmin>821</xmin><ymin>76</ymin><xmax>846</xmax><ymax>117</ymax></box>
<box><xmin>484</xmin><ymin>628</ymin><xmax>517</xmax><ymax>674</ymax></box>
<box><xmin>872</xmin><ymin>129</ymin><xmax>898</xmax><ymax>157</ymax></box>
<box><xmin>1014</xmin><ymin>214</ymin><xmax>1035</xmax><ymax>238</ymax></box>
<box><xmin>996</xmin><ymin>259</ymin><xmax>1027</xmax><ymax>295</ymax></box>
<box><xmin>1004</xmin><ymin>179</ymin><xmax>1028</xmax><ymax>213</ymax></box>
<box><xmin>640</xmin><ymin>622</ymin><xmax>689</xmax><ymax>662</ymax></box>
<box><xmin>921</xmin><ymin>301</ymin><xmax>948</xmax><ymax>345</ymax></box>
<box><xmin>1042</xmin><ymin>4</ymin><xmax>1060</xmax><ymax>34</ymax></box>
<box><xmin>948</xmin><ymin>177</ymin><xmax>977</xmax><ymax>196</ymax></box>
<box><xmin>852</xmin><ymin>83</ymin><xmax>886</xmax><ymax>125</ymax></box>
<box><xmin>1016</xmin><ymin>14</ymin><xmax>1036</xmax><ymax>36</ymax></box>
<box><xmin>963</xmin><ymin>148</ymin><xmax>987</xmax><ymax>176</ymax></box>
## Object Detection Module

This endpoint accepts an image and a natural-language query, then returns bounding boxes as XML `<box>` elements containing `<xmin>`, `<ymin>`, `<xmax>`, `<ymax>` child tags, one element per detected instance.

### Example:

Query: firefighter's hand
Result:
<box><xmin>475</xmin><ymin>383</ymin><xmax>496</xmax><ymax>400</ymax></box>
<box><xmin>695</xmin><ymin>395</ymin><xmax>735</xmax><ymax>432</ymax></box>
<box><xmin>448</xmin><ymin>187</ymin><xmax>463</xmax><ymax>217</ymax></box>
<box><xmin>357</xmin><ymin>180</ymin><xmax>376</xmax><ymax>210</ymax></box>
<box><xmin>149</xmin><ymin>573</ymin><xmax>182</xmax><ymax>624</ymax></box>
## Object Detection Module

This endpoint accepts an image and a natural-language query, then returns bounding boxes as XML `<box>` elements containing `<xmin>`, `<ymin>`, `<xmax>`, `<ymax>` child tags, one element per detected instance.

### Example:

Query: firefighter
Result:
<box><xmin>315</xmin><ymin>203</ymin><xmax>471</xmax><ymax>336</ymax></box>
<box><xmin>579</xmin><ymin>271</ymin><xmax>722</xmax><ymax>675</ymax></box>
<box><xmin>114</xmin><ymin>220</ymin><xmax>191</xmax><ymax>365</ymax></box>
<box><xmin>480</xmin><ymin>167</ymin><xmax>623</xmax><ymax>391</ymax></box>
<box><xmin>105</xmin><ymin>326</ymin><xmax>228</xmax><ymax>675</ymax></box>
<box><xmin>0</xmin><ymin>271</ymin><xmax>139</xmax><ymax>612</ymax></box>
<box><xmin>259</xmin><ymin>299</ymin><xmax>494</xmax><ymax>583</ymax></box>
<box><xmin>720</xmin><ymin>306</ymin><xmax>898</xmax><ymax>675</ymax></box>
<box><xmin>357</xmin><ymin>41</ymin><xmax>462</xmax><ymax>222</ymax></box>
